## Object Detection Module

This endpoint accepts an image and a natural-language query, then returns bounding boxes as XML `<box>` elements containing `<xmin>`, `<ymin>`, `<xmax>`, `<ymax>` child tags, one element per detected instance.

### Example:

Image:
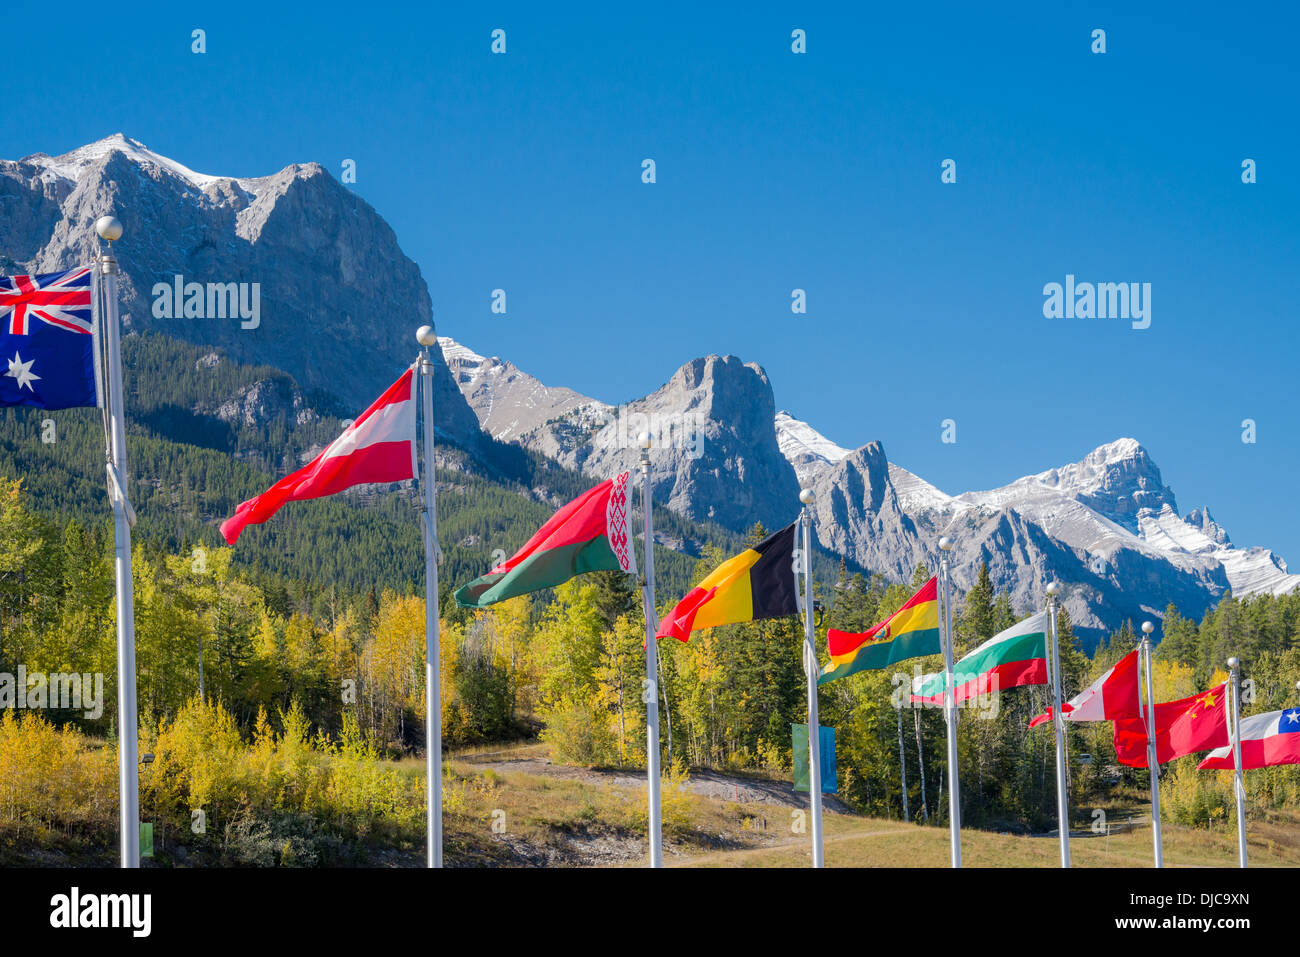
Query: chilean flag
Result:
<box><xmin>220</xmin><ymin>366</ymin><xmax>418</xmax><ymax>544</ymax></box>
<box><xmin>1199</xmin><ymin>708</ymin><xmax>1300</xmax><ymax>770</ymax></box>
<box><xmin>1028</xmin><ymin>648</ymin><xmax>1141</xmax><ymax>728</ymax></box>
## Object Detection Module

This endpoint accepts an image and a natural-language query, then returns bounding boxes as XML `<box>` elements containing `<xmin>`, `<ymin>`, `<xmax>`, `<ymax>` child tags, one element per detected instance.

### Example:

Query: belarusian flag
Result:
<box><xmin>1028</xmin><ymin>648</ymin><xmax>1140</xmax><ymax>728</ymax></box>
<box><xmin>221</xmin><ymin>365</ymin><xmax>418</xmax><ymax>544</ymax></box>
<box><xmin>909</xmin><ymin>610</ymin><xmax>1049</xmax><ymax>705</ymax></box>
<box><xmin>1199</xmin><ymin>707</ymin><xmax>1300</xmax><ymax>770</ymax></box>
<box><xmin>454</xmin><ymin>472</ymin><xmax>636</xmax><ymax>607</ymax></box>
<box><xmin>1112</xmin><ymin>682</ymin><xmax>1229</xmax><ymax>767</ymax></box>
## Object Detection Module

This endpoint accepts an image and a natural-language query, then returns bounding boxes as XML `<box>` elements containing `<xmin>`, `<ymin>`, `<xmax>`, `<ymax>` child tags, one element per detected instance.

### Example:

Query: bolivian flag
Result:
<box><xmin>819</xmin><ymin>577</ymin><xmax>942</xmax><ymax>684</ymax></box>
<box><xmin>657</xmin><ymin>522</ymin><xmax>799</xmax><ymax>642</ymax></box>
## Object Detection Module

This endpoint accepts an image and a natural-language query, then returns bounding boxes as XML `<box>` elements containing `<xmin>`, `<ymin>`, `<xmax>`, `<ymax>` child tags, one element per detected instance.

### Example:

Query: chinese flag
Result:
<box><xmin>1112</xmin><ymin>682</ymin><xmax>1230</xmax><ymax>767</ymax></box>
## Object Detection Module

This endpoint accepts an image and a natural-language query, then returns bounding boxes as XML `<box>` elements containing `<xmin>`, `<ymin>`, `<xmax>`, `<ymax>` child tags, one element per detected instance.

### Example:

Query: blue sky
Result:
<box><xmin>10</xmin><ymin>2</ymin><xmax>1299</xmax><ymax>559</ymax></box>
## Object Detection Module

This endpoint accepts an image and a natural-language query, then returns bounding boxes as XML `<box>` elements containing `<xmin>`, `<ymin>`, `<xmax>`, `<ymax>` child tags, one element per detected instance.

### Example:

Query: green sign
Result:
<box><xmin>140</xmin><ymin>822</ymin><xmax>154</xmax><ymax>858</ymax></box>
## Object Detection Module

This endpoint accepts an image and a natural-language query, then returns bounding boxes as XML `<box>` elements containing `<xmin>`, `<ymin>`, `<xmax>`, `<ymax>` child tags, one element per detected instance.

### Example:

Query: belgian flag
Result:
<box><xmin>657</xmin><ymin>522</ymin><xmax>800</xmax><ymax>642</ymax></box>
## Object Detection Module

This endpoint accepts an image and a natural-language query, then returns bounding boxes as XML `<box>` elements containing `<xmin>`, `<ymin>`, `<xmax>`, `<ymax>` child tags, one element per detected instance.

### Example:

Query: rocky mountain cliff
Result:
<box><xmin>591</xmin><ymin>354</ymin><xmax>802</xmax><ymax>533</ymax></box>
<box><xmin>806</xmin><ymin>425</ymin><xmax>1299</xmax><ymax>644</ymax></box>
<box><xmin>446</xmin><ymin>345</ymin><xmax>1300</xmax><ymax>649</ymax></box>
<box><xmin>0</xmin><ymin>135</ymin><xmax>481</xmax><ymax>445</ymax></box>
<box><xmin>775</xmin><ymin>410</ymin><xmax>851</xmax><ymax>486</ymax></box>
<box><xmin>805</xmin><ymin>440</ymin><xmax>1229</xmax><ymax>642</ymax></box>
<box><xmin>439</xmin><ymin>337</ymin><xmax>610</xmax><ymax>450</ymax></box>
<box><xmin>440</xmin><ymin>337</ymin><xmax>801</xmax><ymax>533</ymax></box>
<box><xmin>9</xmin><ymin>137</ymin><xmax>1293</xmax><ymax>651</ymax></box>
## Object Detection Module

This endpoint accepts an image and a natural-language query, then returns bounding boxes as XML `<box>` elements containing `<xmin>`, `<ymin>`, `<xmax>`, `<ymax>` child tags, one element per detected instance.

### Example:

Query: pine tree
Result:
<box><xmin>592</xmin><ymin>569</ymin><xmax>638</xmax><ymax>632</ymax></box>
<box><xmin>956</xmin><ymin>562</ymin><xmax>995</xmax><ymax>653</ymax></box>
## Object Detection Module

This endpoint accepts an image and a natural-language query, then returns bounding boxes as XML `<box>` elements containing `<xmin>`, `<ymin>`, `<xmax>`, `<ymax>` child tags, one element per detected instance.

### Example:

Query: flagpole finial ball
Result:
<box><xmin>637</xmin><ymin>431</ymin><xmax>653</xmax><ymax>450</ymax></box>
<box><xmin>1227</xmin><ymin>656</ymin><xmax>1240</xmax><ymax>670</ymax></box>
<box><xmin>799</xmin><ymin>488</ymin><xmax>815</xmax><ymax>506</ymax></box>
<box><xmin>95</xmin><ymin>216</ymin><xmax>123</xmax><ymax>242</ymax></box>
<box><xmin>1141</xmin><ymin>621</ymin><xmax>1154</xmax><ymax>635</ymax></box>
<box><xmin>416</xmin><ymin>325</ymin><xmax>437</xmax><ymax>347</ymax></box>
<box><xmin>1045</xmin><ymin>581</ymin><xmax>1060</xmax><ymax>597</ymax></box>
<box><xmin>938</xmin><ymin>536</ymin><xmax>953</xmax><ymax>552</ymax></box>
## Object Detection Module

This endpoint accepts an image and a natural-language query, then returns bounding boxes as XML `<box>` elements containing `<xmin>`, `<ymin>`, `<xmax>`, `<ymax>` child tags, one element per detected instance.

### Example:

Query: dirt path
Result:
<box><xmin>666</xmin><ymin>826</ymin><xmax>899</xmax><ymax>867</ymax></box>
<box><xmin>447</xmin><ymin>748</ymin><xmax>1221</xmax><ymax>868</ymax></box>
<box><xmin>455</xmin><ymin>750</ymin><xmax>852</xmax><ymax>813</ymax></box>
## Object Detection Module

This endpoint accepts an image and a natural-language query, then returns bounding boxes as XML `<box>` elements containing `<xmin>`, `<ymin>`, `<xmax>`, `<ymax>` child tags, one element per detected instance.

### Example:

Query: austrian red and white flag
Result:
<box><xmin>220</xmin><ymin>366</ymin><xmax>418</xmax><ymax>544</ymax></box>
<box><xmin>1028</xmin><ymin>648</ymin><xmax>1140</xmax><ymax>728</ymax></box>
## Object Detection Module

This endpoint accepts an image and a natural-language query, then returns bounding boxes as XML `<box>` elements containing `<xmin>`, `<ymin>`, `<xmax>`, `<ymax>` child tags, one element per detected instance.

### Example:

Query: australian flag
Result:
<box><xmin>0</xmin><ymin>266</ymin><xmax>100</xmax><ymax>409</ymax></box>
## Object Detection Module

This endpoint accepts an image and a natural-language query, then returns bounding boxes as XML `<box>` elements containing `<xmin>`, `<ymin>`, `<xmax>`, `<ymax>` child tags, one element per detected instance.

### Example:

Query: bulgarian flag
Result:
<box><xmin>909</xmin><ymin>610</ymin><xmax>1049</xmax><ymax>705</ymax></box>
<box><xmin>221</xmin><ymin>366</ymin><xmax>418</xmax><ymax>544</ymax></box>
<box><xmin>454</xmin><ymin>472</ymin><xmax>636</xmax><ymax>607</ymax></box>
<box><xmin>1028</xmin><ymin>648</ymin><xmax>1140</xmax><ymax>728</ymax></box>
<box><xmin>1199</xmin><ymin>707</ymin><xmax>1300</xmax><ymax>770</ymax></box>
<box><xmin>819</xmin><ymin>577</ymin><xmax>942</xmax><ymax>684</ymax></box>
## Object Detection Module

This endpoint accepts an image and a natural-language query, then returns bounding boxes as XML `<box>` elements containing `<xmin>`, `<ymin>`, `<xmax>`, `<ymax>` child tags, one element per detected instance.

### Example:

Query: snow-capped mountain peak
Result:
<box><xmin>436</xmin><ymin>337</ymin><xmax>496</xmax><ymax>386</ymax></box>
<box><xmin>975</xmin><ymin>437</ymin><xmax>1175</xmax><ymax>533</ymax></box>
<box><xmin>430</xmin><ymin>327</ymin><xmax>1299</xmax><ymax>644</ymax></box>
<box><xmin>437</xmin><ymin>335</ymin><xmax>610</xmax><ymax>445</ymax></box>
<box><xmin>3</xmin><ymin>135</ymin><xmax>479</xmax><ymax>424</ymax></box>
<box><xmin>19</xmin><ymin>133</ymin><xmax>269</xmax><ymax>199</ymax></box>
<box><xmin>1139</xmin><ymin>503</ymin><xmax>1299</xmax><ymax>597</ymax></box>
<box><xmin>1030</xmin><ymin>436</ymin><xmax>1142</xmax><ymax>491</ymax></box>
<box><xmin>793</xmin><ymin>426</ymin><xmax>1300</xmax><ymax>624</ymax></box>
<box><xmin>887</xmin><ymin>463</ymin><xmax>960</xmax><ymax>514</ymax></box>
<box><xmin>1184</xmin><ymin>506</ymin><xmax>1231</xmax><ymax>546</ymax></box>
<box><xmin>774</xmin><ymin>410</ymin><xmax>850</xmax><ymax>485</ymax></box>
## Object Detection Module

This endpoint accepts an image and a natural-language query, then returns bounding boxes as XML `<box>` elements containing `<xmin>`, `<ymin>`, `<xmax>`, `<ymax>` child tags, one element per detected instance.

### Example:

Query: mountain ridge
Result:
<box><xmin>2</xmin><ymin>133</ymin><xmax>483</xmax><ymax>450</ymax></box>
<box><xmin>6</xmin><ymin>137</ymin><xmax>1293</xmax><ymax>652</ymax></box>
<box><xmin>440</xmin><ymin>333</ymin><xmax>1300</xmax><ymax>647</ymax></box>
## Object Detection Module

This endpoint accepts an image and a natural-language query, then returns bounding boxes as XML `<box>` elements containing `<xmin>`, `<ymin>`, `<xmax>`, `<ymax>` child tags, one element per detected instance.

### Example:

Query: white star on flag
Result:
<box><xmin>5</xmin><ymin>352</ymin><xmax>40</xmax><ymax>391</ymax></box>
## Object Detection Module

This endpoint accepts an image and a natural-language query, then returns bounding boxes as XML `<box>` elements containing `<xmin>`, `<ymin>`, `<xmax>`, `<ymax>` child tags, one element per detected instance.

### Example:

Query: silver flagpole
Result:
<box><xmin>898</xmin><ymin>705</ymin><xmax>910</xmax><ymax>823</ymax></box>
<box><xmin>96</xmin><ymin>216</ymin><xmax>140</xmax><ymax>869</ymax></box>
<box><xmin>799</xmin><ymin>488</ymin><xmax>824</xmax><ymax>868</ymax></box>
<box><xmin>938</xmin><ymin>536</ymin><xmax>961</xmax><ymax>868</ymax></box>
<box><xmin>637</xmin><ymin>432</ymin><xmax>663</xmax><ymax>868</ymax></box>
<box><xmin>1045</xmin><ymin>581</ymin><xmax>1071</xmax><ymax>867</ymax></box>
<box><xmin>1228</xmin><ymin>657</ymin><xmax>1247</xmax><ymax>868</ymax></box>
<box><xmin>1140</xmin><ymin>621</ymin><xmax>1163</xmax><ymax>868</ymax></box>
<box><xmin>416</xmin><ymin>325</ymin><xmax>442</xmax><ymax>868</ymax></box>
<box><xmin>915</xmin><ymin>707</ymin><xmax>928</xmax><ymax>820</ymax></box>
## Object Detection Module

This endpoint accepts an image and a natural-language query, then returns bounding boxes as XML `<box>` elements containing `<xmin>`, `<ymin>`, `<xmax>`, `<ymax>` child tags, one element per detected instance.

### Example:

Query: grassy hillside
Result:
<box><xmin>6</xmin><ymin>716</ymin><xmax>1291</xmax><ymax>869</ymax></box>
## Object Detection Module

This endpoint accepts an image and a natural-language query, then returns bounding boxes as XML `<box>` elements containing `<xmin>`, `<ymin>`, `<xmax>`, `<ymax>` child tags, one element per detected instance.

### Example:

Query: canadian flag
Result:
<box><xmin>220</xmin><ymin>366</ymin><xmax>418</xmax><ymax>544</ymax></box>
<box><xmin>1028</xmin><ymin>648</ymin><xmax>1140</xmax><ymax>728</ymax></box>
